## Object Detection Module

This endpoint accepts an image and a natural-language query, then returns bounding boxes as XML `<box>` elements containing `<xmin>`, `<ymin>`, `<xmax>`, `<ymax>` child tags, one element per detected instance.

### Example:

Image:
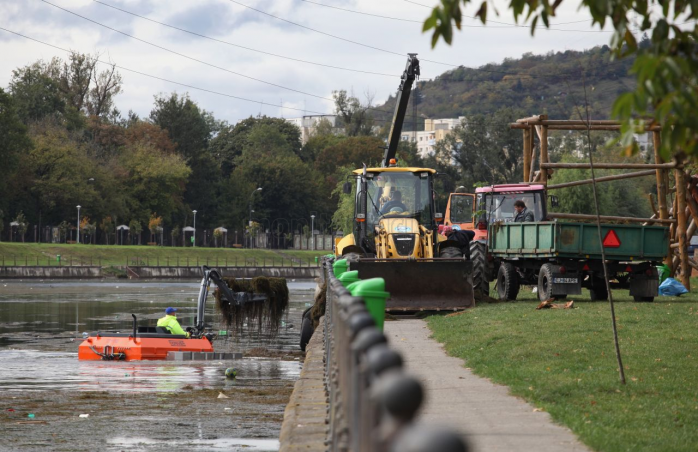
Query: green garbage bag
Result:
<box><xmin>656</xmin><ymin>264</ymin><xmax>670</xmax><ymax>284</ymax></box>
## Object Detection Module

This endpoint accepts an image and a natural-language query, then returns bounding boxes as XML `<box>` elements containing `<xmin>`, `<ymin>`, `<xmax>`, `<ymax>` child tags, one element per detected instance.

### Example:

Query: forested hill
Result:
<box><xmin>376</xmin><ymin>45</ymin><xmax>637</xmax><ymax>130</ymax></box>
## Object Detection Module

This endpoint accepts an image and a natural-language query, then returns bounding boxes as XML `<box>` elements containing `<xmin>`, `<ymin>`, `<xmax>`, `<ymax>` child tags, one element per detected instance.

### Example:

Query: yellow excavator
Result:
<box><xmin>334</xmin><ymin>54</ymin><xmax>474</xmax><ymax>311</ymax></box>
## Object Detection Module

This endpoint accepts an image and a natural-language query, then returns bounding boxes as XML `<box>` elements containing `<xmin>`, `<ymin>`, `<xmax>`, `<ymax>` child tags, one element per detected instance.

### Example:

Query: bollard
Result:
<box><xmin>390</xmin><ymin>426</ymin><xmax>470</xmax><ymax>452</ymax></box>
<box><xmin>348</xmin><ymin>278</ymin><xmax>389</xmax><ymax>331</ymax></box>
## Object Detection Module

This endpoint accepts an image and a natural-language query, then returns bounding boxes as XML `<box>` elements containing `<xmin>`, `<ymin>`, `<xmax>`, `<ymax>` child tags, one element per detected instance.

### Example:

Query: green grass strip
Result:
<box><xmin>427</xmin><ymin>283</ymin><xmax>698</xmax><ymax>452</ymax></box>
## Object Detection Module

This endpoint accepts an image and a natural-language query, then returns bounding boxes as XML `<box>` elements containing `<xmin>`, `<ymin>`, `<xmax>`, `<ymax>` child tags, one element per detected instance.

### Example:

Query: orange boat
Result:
<box><xmin>78</xmin><ymin>266</ymin><xmax>239</xmax><ymax>361</ymax></box>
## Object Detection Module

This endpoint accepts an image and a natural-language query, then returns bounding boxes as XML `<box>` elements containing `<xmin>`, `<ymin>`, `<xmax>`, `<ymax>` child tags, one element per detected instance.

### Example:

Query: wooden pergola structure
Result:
<box><xmin>511</xmin><ymin>114</ymin><xmax>692</xmax><ymax>290</ymax></box>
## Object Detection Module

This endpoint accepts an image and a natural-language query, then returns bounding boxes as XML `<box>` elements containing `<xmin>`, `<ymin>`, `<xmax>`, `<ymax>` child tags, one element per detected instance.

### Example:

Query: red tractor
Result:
<box><xmin>444</xmin><ymin>184</ymin><xmax>554</xmax><ymax>296</ymax></box>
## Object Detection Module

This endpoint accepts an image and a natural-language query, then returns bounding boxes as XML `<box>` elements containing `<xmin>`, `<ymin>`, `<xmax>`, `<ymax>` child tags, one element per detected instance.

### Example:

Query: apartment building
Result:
<box><xmin>400</xmin><ymin>117</ymin><xmax>466</xmax><ymax>157</ymax></box>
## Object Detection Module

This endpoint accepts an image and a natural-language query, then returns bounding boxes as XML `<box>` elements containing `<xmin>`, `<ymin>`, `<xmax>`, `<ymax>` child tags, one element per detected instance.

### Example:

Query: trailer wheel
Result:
<box><xmin>497</xmin><ymin>262</ymin><xmax>520</xmax><ymax>301</ymax></box>
<box><xmin>440</xmin><ymin>246</ymin><xmax>464</xmax><ymax>258</ymax></box>
<box><xmin>470</xmin><ymin>241</ymin><xmax>490</xmax><ymax>297</ymax></box>
<box><xmin>633</xmin><ymin>296</ymin><xmax>655</xmax><ymax>302</ymax></box>
<box><xmin>589</xmin><ymin>279</ymin><xmax>609</xmax><ymax>301</ymax></box>
<box><xmin>537</xmin><ymin>263</ymin><xmax>558</xmax><ymax>301</ymax></box>
<box><xmin>300</xmin><ymin>310</ymin><xmax>314</xmax><ymax>352</ymax></box>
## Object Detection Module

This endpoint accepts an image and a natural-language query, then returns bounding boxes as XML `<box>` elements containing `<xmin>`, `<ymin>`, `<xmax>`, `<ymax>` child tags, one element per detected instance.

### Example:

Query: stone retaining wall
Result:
<box><xmin>0</xmin><ymin>266</ymin><xmax>321</xmax><ymax>279</ymax></box>
<box><xmin>279</xmin><ymin>317</ymin><xmax>328</xmax><ymax>452</ymax></box>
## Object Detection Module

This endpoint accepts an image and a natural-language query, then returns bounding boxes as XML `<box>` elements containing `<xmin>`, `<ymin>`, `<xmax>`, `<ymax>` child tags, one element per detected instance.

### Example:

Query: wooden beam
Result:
<box><xmin>529</xmin><ymin>130</ymin><xmax>537</xmax><ymax>183</ymax></box>
<box><xmin>548</xmin><ymin>213</ymin><xmax>676</xmax><ymax>224</ymax></box>
<box><xmin>510</xmin><ymin>123</ymin><xmax>661</xmax><ymax>131</ymax></box>
<box><xmin>541</xmin><ymin>162</ymin><xmax>676</xmax><ymax>170</ymax></box>
<box><xmin>546</xmin><ymin>170</ymin><xmax>656</xmax><ymax>190</ymax></box>
<box><xmin>516</xmin><ymin>115</ymin><xmax>541</xmax><ymax>123</ymax></box>
<box><xmin>523</xmin><ymin>127</ymin><xmax>531</xmax><ymax>183</ymax></box>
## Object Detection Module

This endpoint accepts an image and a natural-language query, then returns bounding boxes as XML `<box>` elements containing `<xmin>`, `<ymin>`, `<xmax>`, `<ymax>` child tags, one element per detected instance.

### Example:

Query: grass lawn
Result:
<box><xmin>427</xmin><ymin>282</ymin><xmax>698</xmax><ymax>452</ymax></box>
<box><xmin>0</xmin><ymin>242</ymin><xmax>327</xmax><ymax>267</ymax></box>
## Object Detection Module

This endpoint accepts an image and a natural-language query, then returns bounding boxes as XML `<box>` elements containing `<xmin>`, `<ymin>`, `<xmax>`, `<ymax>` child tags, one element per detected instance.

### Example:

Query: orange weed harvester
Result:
<box><xmin>79</xmin><ymin>266</ymin><xmax>261</xmax><ymax>361</ymax></box>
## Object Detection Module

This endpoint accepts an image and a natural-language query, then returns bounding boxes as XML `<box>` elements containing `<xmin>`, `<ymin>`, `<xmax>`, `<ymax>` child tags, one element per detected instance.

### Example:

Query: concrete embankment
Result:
<box><xmin>279</xmin><ymin>318</ymin><xmax>328</xmax><ymax>452</ymax></box>
<box><xmin>0</xmin><ymin>265</ymin><xmax>321</xmax><ymax>279</ymax></box>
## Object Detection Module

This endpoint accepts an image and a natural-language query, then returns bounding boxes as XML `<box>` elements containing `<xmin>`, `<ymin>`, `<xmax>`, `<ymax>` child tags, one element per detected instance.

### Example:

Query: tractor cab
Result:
<box><xmin>445</xmin><ymin>184</ymin><xmax>554</xmax><ymax>241</ymax></box>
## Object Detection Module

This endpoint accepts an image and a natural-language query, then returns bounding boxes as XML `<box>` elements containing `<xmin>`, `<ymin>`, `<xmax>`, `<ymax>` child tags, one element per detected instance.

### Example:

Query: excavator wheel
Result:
<box><xmin>439</xmin><ymin>246</ymin><xmax>463</xmax><ymax>258</ymax></box>
<box><xmin>470</xmin><ymin>241</ymin><xmax>490</xmax><ymax>297</ymax></box>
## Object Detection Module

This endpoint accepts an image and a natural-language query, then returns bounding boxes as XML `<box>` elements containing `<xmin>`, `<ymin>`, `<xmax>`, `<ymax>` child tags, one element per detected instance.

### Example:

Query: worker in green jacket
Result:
<box><xmin>157</xmin><ymin>307</ymin><xmax>190</xmax><ymax>337</ymax></box>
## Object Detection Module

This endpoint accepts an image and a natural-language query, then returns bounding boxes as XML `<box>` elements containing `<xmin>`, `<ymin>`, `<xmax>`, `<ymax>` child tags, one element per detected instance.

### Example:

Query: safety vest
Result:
<box><xmin>157</xmin><ymin>315</ymin><xmax>189</xmax><ymax>337</ymax></box>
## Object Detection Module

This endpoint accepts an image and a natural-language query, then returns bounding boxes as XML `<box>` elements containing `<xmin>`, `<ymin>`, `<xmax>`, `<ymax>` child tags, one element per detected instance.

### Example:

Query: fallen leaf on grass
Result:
<box><xmin>217</xmin><ymin>392</ymin><xmax>229</xmax><ymax>399</ymax></box>
<box><xmin>445</xmin><ymin>310</ymin><xmax>471</xmax><ymax>318</ymax></box>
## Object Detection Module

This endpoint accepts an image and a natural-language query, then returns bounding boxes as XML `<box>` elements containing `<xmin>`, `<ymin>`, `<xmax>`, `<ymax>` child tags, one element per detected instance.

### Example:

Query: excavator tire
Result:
<box><xmin>439</xmin><ymin>246</ymin><xmax>463</xmax><ymax>258</ymax></box>
<box><xmin>470</xmin><ymin>241</ymin><xmax>490</xmax><ymax>297</ymax></box>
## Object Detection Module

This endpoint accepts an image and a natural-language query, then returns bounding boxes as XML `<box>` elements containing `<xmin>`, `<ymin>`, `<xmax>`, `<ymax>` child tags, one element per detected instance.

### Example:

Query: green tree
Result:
<box><xmin>333</xmin><ymin>90</ymin><xmax>375</xmax><ymax>137</ymax></box>
<box><xmin>128</xmin><ymin>219</ymin><xmax>143</xmax><ymax>245</ymax></box>
<box><xmin>14</xmin><ymin>211</ymin><xmax>28</xmax><ymax>243</ymax></box>
<box><xmin>0</xmin><ymin>89</ymin><xmax>32</xmax><ymax>217</ymax></box>
<box><xmin>9</xmin><ymin>62</ymin><xmax>65</xmax><ymax>123</ymax></box>
<box><xmin>423</xmin><ymin>0</ymin><xmax>698</xmax><ymax>160</ymax></box>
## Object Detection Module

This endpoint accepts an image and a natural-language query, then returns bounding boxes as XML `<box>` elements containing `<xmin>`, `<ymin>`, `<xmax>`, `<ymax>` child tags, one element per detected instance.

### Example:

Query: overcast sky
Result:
<box><xmin>0</xmin><ymin>0</ymin><xmax>616</xmax><ymax>125</ymax></box>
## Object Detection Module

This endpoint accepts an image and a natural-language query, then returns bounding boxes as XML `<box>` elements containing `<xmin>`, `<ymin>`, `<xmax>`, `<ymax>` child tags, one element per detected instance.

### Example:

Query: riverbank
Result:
<box><xmin>0</xmin><ymin>242</ymin><xmax>326</xmax><ymax>268</ymax></box>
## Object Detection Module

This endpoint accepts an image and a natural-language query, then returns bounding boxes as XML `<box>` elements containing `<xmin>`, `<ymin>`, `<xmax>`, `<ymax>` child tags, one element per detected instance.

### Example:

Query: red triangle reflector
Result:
<box><xmin>625</xmin><ymin>265</ymin><xmax>633</xmax><ymax>272</ymax></box>
<box><xmin>582</xmin><ymin>264</ymin><xmax>590</xmax><ymax>271</ymax></box>
<box><xmin>602</xmin><ymin>230</ymin><xmax>621</xmax><ymax>248</ymax></box>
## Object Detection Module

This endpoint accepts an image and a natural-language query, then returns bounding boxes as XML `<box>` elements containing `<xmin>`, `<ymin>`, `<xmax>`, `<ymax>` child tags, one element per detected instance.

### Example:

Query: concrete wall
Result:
<box><xmin>0</xmin><ymin>266</ymin><xmax>103</xmax><ymax>279</ymax></box>
<box><xmin>0</xmin><ymin>266</ymin><xmax>321</xmax><ymax>279</ymax></box>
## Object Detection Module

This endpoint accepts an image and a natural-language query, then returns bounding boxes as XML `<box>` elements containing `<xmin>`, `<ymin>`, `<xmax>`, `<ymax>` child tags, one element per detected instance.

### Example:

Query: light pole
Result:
<box><xmin>310</xmin><ymin>214</ymin><xmax>315</xmax><ymax>250</ymax></box>
<box><xmin>248</xmin><ymin>187</ymin><xmax>262</xmax><ymax>248</ymax></box>
<box><xmin>192</xmin><ymin>210</ymin><xmax>197</xmax><ymax>248</ymax></box>
<box><xmin>76</xmin><ymin>205</ymin><xmax>81</xmax><ymax>244</ymax></box>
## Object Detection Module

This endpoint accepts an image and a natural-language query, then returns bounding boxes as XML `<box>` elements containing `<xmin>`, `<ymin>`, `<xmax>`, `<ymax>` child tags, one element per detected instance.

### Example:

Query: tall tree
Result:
<box><xmin>0</xmin><ymin>88</ymin><xmax>32</xmax><ymax>216</ymax></box>
<box><xmin>333</xmin><ymin>90</ymin><xmax>375</xmax><ymax>137</ymax></box>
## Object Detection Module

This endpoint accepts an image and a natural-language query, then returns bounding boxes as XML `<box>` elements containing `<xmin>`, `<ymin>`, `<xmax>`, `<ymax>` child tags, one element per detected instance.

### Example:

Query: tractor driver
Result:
<box><xmin>514</xmin><ymin>200</ymin><xmax>535</xmax><ymax>222</ymax></box>
<box><xmin>157</xmin><ymin>307</ymin><xmax>191</xmax><ymax>337</ymax></box>
<box><xmin>381</xmin><ymin>190</ymin><xmax>408</xmax><ymax>214</ymax></box>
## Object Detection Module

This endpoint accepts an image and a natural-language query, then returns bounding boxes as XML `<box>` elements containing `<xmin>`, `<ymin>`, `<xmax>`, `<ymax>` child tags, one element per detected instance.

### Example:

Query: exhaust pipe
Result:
<box><xmin>131</xmin><ymin>314</ymin><xmax>137</xmax><ymax>340</ymax></box>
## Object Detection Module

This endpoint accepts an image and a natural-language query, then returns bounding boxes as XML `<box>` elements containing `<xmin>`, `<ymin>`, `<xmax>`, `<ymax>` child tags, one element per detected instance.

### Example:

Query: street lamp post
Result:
<box><xmin>248</xmin><ymin>187</ymin><xmax>262</xmax><ymax>248</ymax></box>
<box><xmin>76</xmin><ymin>205</ymin><xmax>81</xmax><ymax>244</ymax></box>
<box><xmin>310</xmin><ymin>215</ymin><xmax>316</xmax><ymax>250</ymax></box>
<box><xmin>192</xmin><ymin>210</ymin><xmax>197</xmax><ymax>248</ymax></box>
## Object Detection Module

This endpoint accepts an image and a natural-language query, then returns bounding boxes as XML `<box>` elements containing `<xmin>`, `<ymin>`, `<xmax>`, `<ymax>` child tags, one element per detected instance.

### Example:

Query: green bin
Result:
<box><xmin>338</xmin><ymin>270</ymin><xmax>360</xmax><ymax>289</ymax></box>
<box><xmin>333</xmin><ymin>259</ymin><xmax>349</xmax><ymax>278</ymax></box>
<box><xmin>347</xmin><ymin>278</ymin><xmax>389</xmax><ymax>331</ymax></box>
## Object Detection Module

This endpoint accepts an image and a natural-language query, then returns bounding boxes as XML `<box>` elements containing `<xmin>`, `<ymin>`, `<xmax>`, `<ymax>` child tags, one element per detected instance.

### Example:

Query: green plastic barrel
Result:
<box><xmin>347</xmin><ymin>278</ymin><xmax>389</xmax><ymax>331</ymax></box>
<box><xmin>338</xmin><ymin>270</ymin><xmax>361</xmax><ymax>289</ymax></box>
<box><xmin>333</xmin><ymin>258</ymin><xmax>349</xmax><ymax>278</ymax></box>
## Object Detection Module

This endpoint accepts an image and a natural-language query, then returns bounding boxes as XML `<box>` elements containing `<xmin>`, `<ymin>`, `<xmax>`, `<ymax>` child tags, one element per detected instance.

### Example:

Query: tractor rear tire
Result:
<box><xmin>470</xmin><ymin>241</ymin><xmax>490</xmax><ymax>297</ymax></box>
<box><xmin>440</xmin><ymin>246</ymin><xmax>464</xmax><ymax>258</ymax></box>
<box><xmin>589</xmin><ymin>279</ymin><xmax>609</xmax><ymax>301</ymax></box>
<box><xmin>497</xmin><ymin>262</ymin><xmax>520</xmax><ymax>301</ymax></box>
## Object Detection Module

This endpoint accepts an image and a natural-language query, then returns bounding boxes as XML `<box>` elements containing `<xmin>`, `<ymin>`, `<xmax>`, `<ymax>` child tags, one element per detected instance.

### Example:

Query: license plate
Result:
<box><xmin>553</xmin><ymin>277</ymin><xmax>578</xmax><ymax>284</ymax></box>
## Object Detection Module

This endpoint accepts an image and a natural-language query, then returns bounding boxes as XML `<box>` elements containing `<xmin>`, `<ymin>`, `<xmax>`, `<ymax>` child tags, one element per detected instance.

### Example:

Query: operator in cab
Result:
<box><xmin>514</xmin><ymin>200</ymin><xmax>535</xmax><ymax>222</ymax></box>
<box><xmin>381</xmin><ymin>190</ymin><xmax>408</xmax><ymax>214</ymax></box>
<box><xmin>157</xmin><ymin>307</ymin><xmax>190</xmax><ymax>337</ymax></box>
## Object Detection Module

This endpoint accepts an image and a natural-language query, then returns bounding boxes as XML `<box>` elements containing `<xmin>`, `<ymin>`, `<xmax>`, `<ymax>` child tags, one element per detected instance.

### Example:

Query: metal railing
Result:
<box><xmin>322</xmin><ymin>258</ymin><xmax>468</xmax><ymax>452</ymax></box>
<box><xmin>0</xmin><ymin>255</ymin><xmax>322</xmax><ymax>268</ymax></box>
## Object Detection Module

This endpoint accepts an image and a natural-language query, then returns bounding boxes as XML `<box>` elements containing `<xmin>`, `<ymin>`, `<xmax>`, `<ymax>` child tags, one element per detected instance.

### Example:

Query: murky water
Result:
<box><xmin>0</xmin><ymin>279</ymin><xmax>315</xmax><ymax>451</ymax></box>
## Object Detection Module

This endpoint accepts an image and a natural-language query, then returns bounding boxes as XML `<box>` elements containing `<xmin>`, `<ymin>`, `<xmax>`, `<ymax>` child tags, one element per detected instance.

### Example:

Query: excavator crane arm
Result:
<box><xmin>382</xmin><ymin>53</ymin><xmax>420</xmax><ymax>167</ymax></box>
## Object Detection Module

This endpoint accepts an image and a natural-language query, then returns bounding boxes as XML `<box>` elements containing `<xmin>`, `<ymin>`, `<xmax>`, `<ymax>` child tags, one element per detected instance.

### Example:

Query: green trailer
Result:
<box><xmin>488</xmin><ymin>221</ymin><xmax>670</xmax><ymax>302</ymax></box>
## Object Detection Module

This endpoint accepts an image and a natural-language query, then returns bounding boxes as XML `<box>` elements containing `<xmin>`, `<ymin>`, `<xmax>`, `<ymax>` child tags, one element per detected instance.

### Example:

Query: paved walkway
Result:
<box><xmin>385</xmin><ymin>319</ymin><xmax>590</xmax><ymax>452</ymax></box>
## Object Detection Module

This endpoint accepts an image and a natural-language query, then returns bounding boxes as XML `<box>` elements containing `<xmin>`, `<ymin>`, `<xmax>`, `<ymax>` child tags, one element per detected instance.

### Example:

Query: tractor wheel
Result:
<box><xmin>633</xmin><ymin>296</ymin><xmax>655</xmax><ymax>302</ymax></box>
<box><xmin>440</xmin><ymin>246</ymin><xmax>464</xmax><ymax>258</ymax></box>
<box><xmin>537</xmin><ymin>263</ymin><xmax>556</xmax><ymax>301</ymax></box>
<box><xmin>300</xmin><ymin>309</ymin><xmax>314</xmax><ymax>352</ymax></box>
<box><xmin>497</xmin><ymin>262</ymin><xmax>520</xmax><ymax>301</ymax></box>
<box><xmin>589</xmin><ymin>279</ymin><xmax>609</xmax><ymax>301</ymax></box>
<box><xmin>470</xmin><ymin>241</ymin><xmax>490</xmax><ymax>297</ymax></box>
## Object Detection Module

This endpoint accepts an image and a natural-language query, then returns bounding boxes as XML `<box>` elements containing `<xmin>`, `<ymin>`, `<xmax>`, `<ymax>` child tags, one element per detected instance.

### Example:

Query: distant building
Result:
<box><xmin>286</xmin><ymin>115</ymin><xmax>341</xmax><ymax>144</ymax></box>
<box><xmin>400</xmin><ymin>117</ymin><xmax>466</xmax><ymax>157</ymax></box>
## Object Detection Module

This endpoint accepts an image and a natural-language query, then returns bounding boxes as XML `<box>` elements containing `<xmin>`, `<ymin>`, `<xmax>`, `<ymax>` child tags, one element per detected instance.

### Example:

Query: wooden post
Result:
<box><xmin>653</xmin><ymin>131</ymin><xmax>672</xmax><ymax>272</ymax></box>
<box><xmin>523</xmin><ymin>127</ymin><xmax>531</xmax><ymax>182</ymax></box>
<box><xmin>675</xmin><ymin>167</ymin><xmax>690</xmax><ymax>290</ymax></box>
<box><xmin>540</xmin><ymin>119</ymin><xmax>549</xmax><ymax>184</ymax></box>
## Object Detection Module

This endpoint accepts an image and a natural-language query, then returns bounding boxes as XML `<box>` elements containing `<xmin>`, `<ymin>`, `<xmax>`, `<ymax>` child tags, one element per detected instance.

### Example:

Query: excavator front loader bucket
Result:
<box><xmin>349</xmin><ymin>258</ymin><xmax>474</xmax><ymax>311</ymax></box>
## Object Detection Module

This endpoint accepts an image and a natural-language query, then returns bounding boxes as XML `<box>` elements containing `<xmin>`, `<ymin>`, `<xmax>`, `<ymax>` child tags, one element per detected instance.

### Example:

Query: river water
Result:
<box><xmin>0</xmin><ymin>279</ymin><xmax>315</xmax><ymax>451</ymax></box>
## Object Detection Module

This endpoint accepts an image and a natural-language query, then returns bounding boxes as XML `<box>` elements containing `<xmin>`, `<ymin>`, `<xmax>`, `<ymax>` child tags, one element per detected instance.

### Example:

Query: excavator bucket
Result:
<box><xmin>348</xmin><ymin>258</ymin><xmax>474</xmax><ymax>311</ymax></box>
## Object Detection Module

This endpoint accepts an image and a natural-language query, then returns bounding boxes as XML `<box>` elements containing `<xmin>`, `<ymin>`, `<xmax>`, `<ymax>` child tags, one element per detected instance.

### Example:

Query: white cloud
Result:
<box><xmin>0</xmin><ymin>0</ymin><xmax>616</xmax><ymax>125</ymax></box>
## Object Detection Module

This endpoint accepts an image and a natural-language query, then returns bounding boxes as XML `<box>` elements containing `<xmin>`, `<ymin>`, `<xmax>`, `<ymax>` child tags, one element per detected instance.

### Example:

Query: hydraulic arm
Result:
<box><xmin>382</xmin><ymin>53</ymin><xmax>420</xmax><ymax>167</ymax></box>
